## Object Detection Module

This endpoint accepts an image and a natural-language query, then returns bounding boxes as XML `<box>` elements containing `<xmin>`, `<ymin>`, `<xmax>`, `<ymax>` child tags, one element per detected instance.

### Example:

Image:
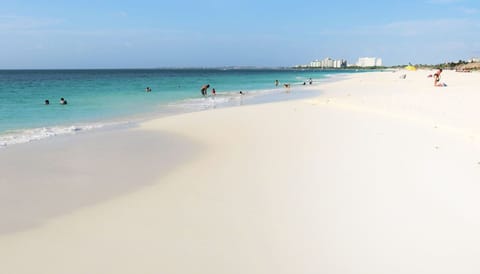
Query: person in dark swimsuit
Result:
<box><xmin>201</xmin><ymin>84</ymin><xmax>210</xmax><ymax>96</ymax></box>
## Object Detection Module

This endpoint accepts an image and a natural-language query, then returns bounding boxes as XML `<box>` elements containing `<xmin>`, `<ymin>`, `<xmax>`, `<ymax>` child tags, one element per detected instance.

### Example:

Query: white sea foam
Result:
<box><xmin>167</xmin><ymin>85</ymin><xmax>318</xmax><ymax>112</ymax></box>
<box><xmin>0</xmin><ymin>123</ymin><xmax>108</xmax><ymax>148</ymax></box>
<box><xmin>167</xmin><ymin>91</ymin><xmax>258</xmax><ymax>111</ymax></box>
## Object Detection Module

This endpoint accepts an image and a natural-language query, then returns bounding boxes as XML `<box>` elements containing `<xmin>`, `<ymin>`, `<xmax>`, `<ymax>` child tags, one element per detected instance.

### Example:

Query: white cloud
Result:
<box><xmin>381</xmin><ymin>18</ymin><xmax>474</xmax><ymax>36</ymax></box>
<box><xmin>427</xmin><ymin>0</ymin><xmax>462</xmax><ymax>4</ymax></box>
<box><xmin>112</xmin><ymin>11</ymin><xmax>128</xmax><ymax>18</ymax></box>
<box><xmin>0</xmin><ymin>15</ymin><xmax>62</xmax><ymax>31</ymax></box>
<box><xmin>318</xmin><ymin>18</ymin><xmax>478</xmax><ymax>38</ymax></box>
<box><xmin>458</xmin><ymin>7</ymin><xmax>479</xmax><ymax>14</ymax></box>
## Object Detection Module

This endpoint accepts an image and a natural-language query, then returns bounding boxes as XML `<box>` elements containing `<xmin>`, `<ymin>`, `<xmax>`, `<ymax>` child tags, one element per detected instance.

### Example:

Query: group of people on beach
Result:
<box><xmin>201</xmin><ymin>84</ymin><xmax>225</xmax><ymax>96</ymax></box>
<box><xmin>147</xmin><ymin>77</ymin><xmax>316</xmax><ymax>100</ymax></box>
<box><xmin>44</xmin><ymin>98</ymin><xmax>68</xmax><ymax>105</ymax></box>
<box><xmin>42</xmin><ymin>76</ymin><xmax>318</xmax><ymax>108</ymax></box>
<box><xmin>40</xmin><ymin>70</ymin><xmax>449</xmax><ymax>110</ymax></box>
<box><xmin>275</xmin><ymin>78</ymin><xmax>313</xmax><ymax>89</ymax></box>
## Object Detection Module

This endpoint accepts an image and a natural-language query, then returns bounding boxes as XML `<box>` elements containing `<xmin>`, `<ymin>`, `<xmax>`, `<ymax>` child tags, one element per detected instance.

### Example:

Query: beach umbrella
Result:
<box><xmin>405</xmin><ymin>65</ymin><xmax>417</xmax><ymax>71</ymax></box>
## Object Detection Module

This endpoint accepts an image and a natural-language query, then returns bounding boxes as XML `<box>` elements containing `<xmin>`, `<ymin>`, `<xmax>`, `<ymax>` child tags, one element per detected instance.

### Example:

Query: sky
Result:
<box><xmin>1</xmin><ymin>0</ymin><xmax>479</xmax><ymax>68</ymax></box>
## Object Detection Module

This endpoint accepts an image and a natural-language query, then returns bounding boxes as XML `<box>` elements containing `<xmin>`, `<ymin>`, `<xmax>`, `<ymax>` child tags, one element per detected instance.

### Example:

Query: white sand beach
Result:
<box><xmin>1</xmin><ymin>70</ymin><xmax>480</xmax><ymax>273</ymax></box>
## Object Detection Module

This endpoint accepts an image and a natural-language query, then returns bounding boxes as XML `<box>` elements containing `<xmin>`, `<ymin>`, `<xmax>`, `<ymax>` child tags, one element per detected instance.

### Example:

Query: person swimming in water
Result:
<box><xmin>60</xmin><ymin>98</ymin><xmax>68</xmax><ymax>105</ymax></box>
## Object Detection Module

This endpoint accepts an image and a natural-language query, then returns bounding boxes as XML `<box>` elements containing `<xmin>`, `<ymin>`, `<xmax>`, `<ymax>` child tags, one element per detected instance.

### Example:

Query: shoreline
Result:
<box><xmin>0</xmin><ymin>68</ymin><xmax>351</xmax><ymax>146</ymax></box>
<box><xmin>0</xmin><ymin>76</ymin><xmax>333</xmax><ymax>148</ymax></box>
<box><xmin>0</xmin><ymin>74</ymin><xmax>342</xmax><ymax>233</ymax></box>
<box><xmin>2</xmin><ymin>70</ymin><xmax>480</xmax><ymax>273</ymax></box>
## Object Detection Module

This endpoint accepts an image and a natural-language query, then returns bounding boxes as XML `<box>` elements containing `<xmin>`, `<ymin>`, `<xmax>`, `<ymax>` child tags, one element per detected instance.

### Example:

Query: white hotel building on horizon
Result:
<box><xmin>308</xmin><ymin>58</ymin><xmax>347</xmax><ymax>68</ymax></box>
<box><xmin>355</xmin><ymin>57</ymin><xmax>383</xmax><ymax>67</ymax></box>
<box><xmin>299</xmin><ymin>56</ymin><xmax>382</xmax><ymax>68</ymax></box>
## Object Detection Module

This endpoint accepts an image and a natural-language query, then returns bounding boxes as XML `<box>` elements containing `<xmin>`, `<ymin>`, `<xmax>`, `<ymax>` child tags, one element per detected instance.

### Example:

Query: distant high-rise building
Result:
<box><xmin>356</xmin><ymin>57</ymin><xmax>382</xmax><ymax>67</ymax></box>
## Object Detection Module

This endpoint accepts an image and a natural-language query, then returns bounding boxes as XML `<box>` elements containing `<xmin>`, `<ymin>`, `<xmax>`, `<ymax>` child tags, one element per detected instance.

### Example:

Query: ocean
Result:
<box><xmin>0</xmin><ymin>68</ymin><xmax>356</xmax><ymax>147</ymax></box>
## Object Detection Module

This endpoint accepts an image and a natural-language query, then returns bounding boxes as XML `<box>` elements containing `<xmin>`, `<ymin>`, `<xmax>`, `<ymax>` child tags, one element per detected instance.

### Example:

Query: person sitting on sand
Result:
<box><xmin>433</xmin><ymin>69</ymin><xmax>446</xmax><ymax>87</ymax></box>
<box><xmin>201</xmin><ymin>84</ymin><xmax>210</xmax><ymax>96</ymax></box>
<box><xmin>60</xmin><ymin>98</ymin><xmax>67</xmax><ymax>105</ymax></box>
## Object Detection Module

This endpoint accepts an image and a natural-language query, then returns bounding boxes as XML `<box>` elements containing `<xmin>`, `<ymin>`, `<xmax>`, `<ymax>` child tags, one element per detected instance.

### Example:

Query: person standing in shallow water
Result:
<box><xmin>201</xmin><ymin>84</ymin><xmax>210</xmax><ymax>96</ymax></box>
<box><xmin>275</xmin><ymin>80</ymin><xmax>279</xmax><ymax>87</ymax></box>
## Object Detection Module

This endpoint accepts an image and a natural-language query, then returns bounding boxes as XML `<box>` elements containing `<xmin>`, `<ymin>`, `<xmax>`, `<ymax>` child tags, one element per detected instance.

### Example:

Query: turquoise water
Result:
<box><xmin>0</xmin><ymin>69</ymin><xmax>356</xmax><ymax>146</ymax></box>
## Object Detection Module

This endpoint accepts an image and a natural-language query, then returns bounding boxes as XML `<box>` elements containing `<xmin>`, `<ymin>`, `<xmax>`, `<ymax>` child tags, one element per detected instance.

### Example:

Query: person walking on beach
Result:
<box><xmin>201</xmin><ymin>84</ymin><xmax>210</xmax><ymax>96</ymax></box>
